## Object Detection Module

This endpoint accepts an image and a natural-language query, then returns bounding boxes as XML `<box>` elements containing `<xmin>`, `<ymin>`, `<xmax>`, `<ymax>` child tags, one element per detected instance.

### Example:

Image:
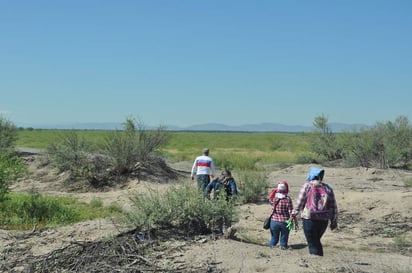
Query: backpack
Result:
<box><xmin>302</xmin><ymin>183</ymin><xmax>332</xmax><ymax>220</ymax></box>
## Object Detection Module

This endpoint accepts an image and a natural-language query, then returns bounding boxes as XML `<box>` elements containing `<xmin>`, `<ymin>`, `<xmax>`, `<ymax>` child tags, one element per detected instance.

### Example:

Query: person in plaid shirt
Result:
<box><xmin>268</xmin><ymin>180</ymin><xmax>294</xmax><ymax>249</ymax></box>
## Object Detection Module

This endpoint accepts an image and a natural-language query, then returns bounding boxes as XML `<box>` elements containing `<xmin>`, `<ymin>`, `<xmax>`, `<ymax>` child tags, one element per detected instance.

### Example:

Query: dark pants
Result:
<box><xmin>196</xmin><ymin>174</ymin><xmax>210</xmax><ymax>194</ymax></box>
<box><xmin>302</xmin><ymin>219</ymin><xmax>328</xmax><ymax>256</ymax></box>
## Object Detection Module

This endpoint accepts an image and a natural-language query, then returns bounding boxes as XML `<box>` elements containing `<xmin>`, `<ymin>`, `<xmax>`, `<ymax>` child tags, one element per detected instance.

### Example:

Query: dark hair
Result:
<box><xmin>221</xmin><ymin>169</ymin><xmax>231</xmax><ymax>177</ymax></box>
<box><xmin>317</xmin><ymin>170</ymin><xmax>325</xmax><ymax>181</ymax></box>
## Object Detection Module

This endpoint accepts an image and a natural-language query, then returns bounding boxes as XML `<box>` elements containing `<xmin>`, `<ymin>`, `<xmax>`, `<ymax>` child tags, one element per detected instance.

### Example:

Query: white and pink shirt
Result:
<box><xmin>191</xmin><ymin>155</ymin><xmax>216</xmax><ymax>176</ymax></box>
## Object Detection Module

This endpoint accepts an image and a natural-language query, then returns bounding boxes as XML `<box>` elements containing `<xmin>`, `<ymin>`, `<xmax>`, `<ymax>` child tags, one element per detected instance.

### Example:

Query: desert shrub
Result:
<box><xmin>310</xmin><ymin>115</ymin><xmax>412</xmax><ymax>169</ymax></box>
<box><xmin>0</xmin><ymin>115</ymin><xmax>18</xmax><ymax>153</ymax></box>
<box><xmin>341</xmin><ymin>116</ymin><xmax>412</xmax><ymax>169</ymax></box>
<box><xmin>0</xmin><ymin>153</ymin><xmax>27</xmax><ymax>201</ymax></box>
<box><xmin>236</xmin><ymin>171</ymin><xmax>268</xmax><ymax>203</ymax></box>
<box><xmin>46</xmin><ymin>117</ymin><xmax>170</xmax><ymax>185</ymax></box>
<box><xmin>123</xmin><ymin>183</ymin><xmax>239</xmax><ymax>235</ymax></box>
<box><xmin>0</xmin><ymin>117</ymin><xmax>26</xmax><ymax>201</ymax></box>
<box><xmin>377</xmin><ymin>116</ymin><xmax>412</xmax><ymax>168</ymax></box>
<box><xmin>340</xmin><ymin>130</ymin><xmax>377</xmax><ymax>168</ymax></box>
<box><xmin>47</xmin><ymin>130</ymin><xmax>93</xmax><ymax>178</ymax></box>
<box><xmin>101</xmin><ymin>117</ymin><xmax>170</xmax><ymax>181</ymax></box>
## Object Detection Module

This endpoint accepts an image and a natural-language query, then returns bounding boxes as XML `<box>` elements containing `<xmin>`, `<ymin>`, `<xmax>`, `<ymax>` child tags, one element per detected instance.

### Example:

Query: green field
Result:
<box><xmin>16</xmin><ymin>129</ymin><xmax>313</xmax><ymax>167</ymax></box>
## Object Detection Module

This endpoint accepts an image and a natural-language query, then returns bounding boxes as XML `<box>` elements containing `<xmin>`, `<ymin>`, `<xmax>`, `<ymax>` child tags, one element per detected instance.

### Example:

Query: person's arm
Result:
<box><xmin>292</xmin><ymin>183</ymin><xmax>309</xmax><ymax>216</ymax></box>
<box><xmin>210</xmin><ymin>159</ymin><xmax>216</xmax><ymax>179</ymax></box>
<box><xmin>328</xmin><ymin>185</ymin><xmax>338</xmax><ymax>230</ymax></box>
<box><xmin>205</xmin><ymin>181</ymin><xmax>214</xmax><ymax>199</ymax></box>
<box><xmin>287</xmin><ymin>196</ymin><xmax>293</xmax><ymax>216</ymax></box>
<box><xmin>288</xmin><ymin>196</ymin><xmax>299</xmax><ymax>229</ymax></box>
<box><xmin>191</xmin><ymin>158</ymin><xmax>197</xmax><ymax>180</ymax></box>
<box><xmin>269</xmin><ymin>189</ymin><xmax>277</xmax><ymax>204</ymax></box>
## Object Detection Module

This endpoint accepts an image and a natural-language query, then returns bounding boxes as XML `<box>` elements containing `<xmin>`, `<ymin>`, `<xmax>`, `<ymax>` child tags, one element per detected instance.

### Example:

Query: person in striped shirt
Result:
<box><xmin>191</xmin><ymin>148</ymin><xmax>216</xmax><ymax>194</ymax></box>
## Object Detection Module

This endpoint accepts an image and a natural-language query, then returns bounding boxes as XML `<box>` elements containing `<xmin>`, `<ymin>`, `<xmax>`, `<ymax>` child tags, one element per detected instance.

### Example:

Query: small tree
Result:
<box><xmin>0</xmin><ymin>115</ymin><xmax>18</xmax><ymax>153</ymax></box>
<box><xmin>311</xmin><ymin>114</ymin><xmax>343</xmax><ymax>161</ymax></box>
<box><xmin>369</xmin><ymin>116</ymin><xmax>412</xmax><ymax>168</ymax></box>
<box><xmin>101</xmin><ymin>117</ymin><xmax>170</xmax><ymax>182</ymax></box>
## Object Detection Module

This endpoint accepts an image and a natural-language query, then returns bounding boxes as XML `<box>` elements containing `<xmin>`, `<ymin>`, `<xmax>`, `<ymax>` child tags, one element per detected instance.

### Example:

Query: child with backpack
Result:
<box><xmin>267</xmin><ymin>180</ymin><xmax>295</xmax><ymax>249</ymax></box>
<box><xmin>292</xmin><ymin>167</ymin><xmax>338</xmax><ymax>256</ymax></box>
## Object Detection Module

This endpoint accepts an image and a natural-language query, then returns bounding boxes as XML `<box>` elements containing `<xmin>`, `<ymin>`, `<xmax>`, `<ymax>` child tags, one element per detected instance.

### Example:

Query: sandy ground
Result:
<box><xmin>1</xmin><ymin>151</ymin><xmax>412</xmax><ymax>273</ymax></box>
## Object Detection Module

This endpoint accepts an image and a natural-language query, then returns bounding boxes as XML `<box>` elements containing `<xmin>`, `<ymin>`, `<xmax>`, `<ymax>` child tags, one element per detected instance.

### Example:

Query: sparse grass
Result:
<box><xmin>17</xmin><ymin>129</ymin><xmax>111</xmax><ymax>150</ymax></box>
<box><xmin>404</xmin><ymin>178</ymin><xmax>412</xmax><ymax>188</ymax></box>
<box><xmin>393</xmin><ymin>234</ymin><xmax>412</xmax><ymax>248</ymax></box>
<box><xmin>358</xmin><ymin>246</ymin><xmax>372</xmax><ymax>252</ymax></box>
<box><xmin>163</xmin><ymin>131</ymin><xmax>311</xmax><ymax>164</ymax></box>
<box><xmin>383</xmin><ymin>227</ymin><xmax>402</xmax><ymax>237</ymax></box>
<box><xmin>0</xmin><ymin>192</ymin><xmax>121</xmax><ymax>230</ymax></box>
<box><xmin>89</xmin><ymin>198</ymin><xmax>103</xmax><ymax>208</ymax></box>
<box><xmin>255</xmin><ymin>251</ymin><xmax>270</xmax><ymax>258</ymax></box>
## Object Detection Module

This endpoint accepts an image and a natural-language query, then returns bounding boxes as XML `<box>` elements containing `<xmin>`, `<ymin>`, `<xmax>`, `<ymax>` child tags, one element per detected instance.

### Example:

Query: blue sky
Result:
<box><xmin>1</xmin><ymin>0</ymin><xmax>411</xmax><ymax>128</ymax></box>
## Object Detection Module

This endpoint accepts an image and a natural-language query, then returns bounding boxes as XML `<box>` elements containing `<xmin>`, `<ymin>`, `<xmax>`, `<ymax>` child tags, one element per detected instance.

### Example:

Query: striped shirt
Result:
<box><xmin>191</xmin><ymin>155</ymin><xmax>216</xmax><ymax>176</ymax></box>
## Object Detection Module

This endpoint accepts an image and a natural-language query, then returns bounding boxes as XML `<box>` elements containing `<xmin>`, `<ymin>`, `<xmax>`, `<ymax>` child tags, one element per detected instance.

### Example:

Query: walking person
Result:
<box><xmin>267</xmin><ymin>180</ymin><xmax>294</xmax><ymax>249</ymax></box>
<box><xmin>292</xmin><ymin>167</ymin><xmax>338</xmax><ymax>256</ymax></box>
<box><xmin>191</xmin><ymin>148</ymin><xmax>216</xmax><ymax>194</ymax></box>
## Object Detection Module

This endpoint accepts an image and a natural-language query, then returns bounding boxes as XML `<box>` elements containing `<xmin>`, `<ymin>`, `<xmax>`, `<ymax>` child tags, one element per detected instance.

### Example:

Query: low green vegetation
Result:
<box><xmin>236</xmin><ymin>171</ymin><xmax>268</xmax><ymax>203</ymax></box>
<box><xmin>16</xmin><ymin>130</ymin><xmax>312</xmax><ymax>166</ymax></box>
<box><xmin>16</xmin><ymin>115</ymin><xmax>412</xmax><ymax>171</ymax></box>
<box><xmin>0</xmin><ymin>192</ymin><xmax>121</xmax><ymax>230</ymax></box>
<box><xmin>123</xmin><ymin>183</ymin><xmax>239</xmax><ymax>235</ymax></box>
<box><xmin>0</xmin><ymin>153</ymin><xmax>27</xmax><ymax>201</ymax></box>
<box><xmin>16</xmin><ymin>129</ymin><xmax>110</xmax><ymax>150</ymax></box>
<box><xmin>162</xmin><ymin>131</ymin><xmax>312</xmax><ymax>165</ymax></box>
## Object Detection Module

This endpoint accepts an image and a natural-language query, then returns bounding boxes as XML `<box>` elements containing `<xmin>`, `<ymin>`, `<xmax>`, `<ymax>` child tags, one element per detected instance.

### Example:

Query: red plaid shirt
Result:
<box><xmin>270</xmin><ymin>196</ymin><xmax>293</xmax><ymax>222</ymax></box>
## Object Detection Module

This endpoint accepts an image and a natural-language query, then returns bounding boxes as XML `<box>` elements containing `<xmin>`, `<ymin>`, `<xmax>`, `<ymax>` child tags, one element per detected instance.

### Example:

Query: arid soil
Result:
<box><xmin>1</xmin><ymin>150</ymin><xmax>411</xmax><ymax>273</ymax></box>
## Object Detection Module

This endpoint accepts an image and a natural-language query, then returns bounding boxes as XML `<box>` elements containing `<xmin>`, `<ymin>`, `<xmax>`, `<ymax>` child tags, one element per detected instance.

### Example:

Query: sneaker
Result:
<box><xmin>281</xmin><ymin>246</ymin><xmax>288</xmax><ymax>250</ymax></box>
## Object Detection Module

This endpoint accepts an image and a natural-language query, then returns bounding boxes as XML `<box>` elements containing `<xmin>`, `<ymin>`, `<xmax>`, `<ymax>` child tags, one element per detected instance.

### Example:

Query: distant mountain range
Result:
<box><xmin>20</xmin><ymin>122</ymin><xmax>371</xmax><ymax>133</ymax></box>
